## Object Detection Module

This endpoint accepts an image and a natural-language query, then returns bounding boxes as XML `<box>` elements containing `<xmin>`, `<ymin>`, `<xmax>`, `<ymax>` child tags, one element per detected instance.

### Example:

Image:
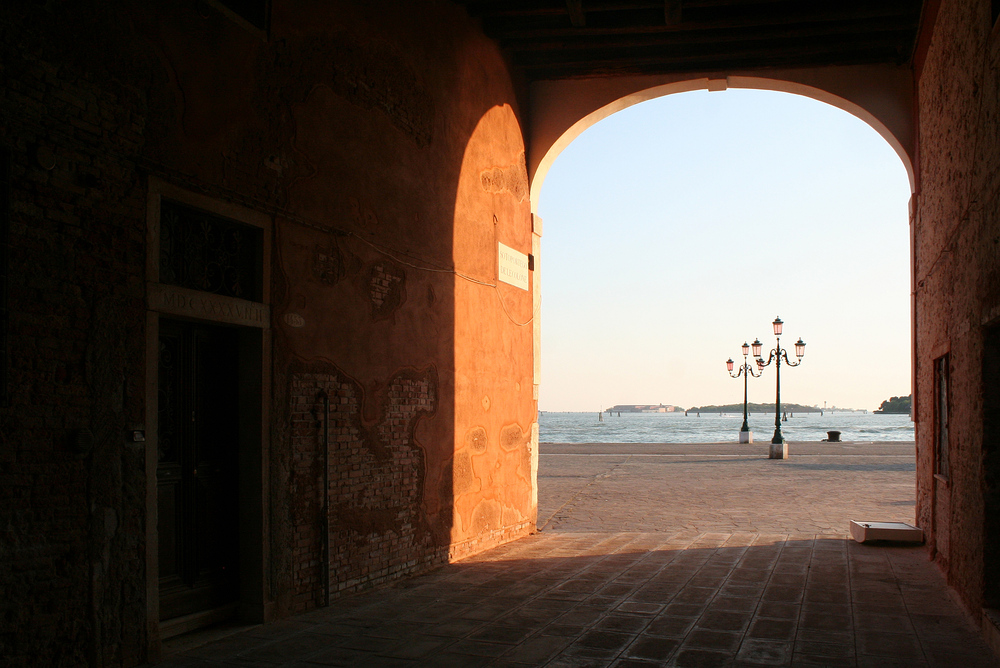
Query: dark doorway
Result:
<box><xmin>157</xmin><ymin>319</ymin><xmax>241</xmax><ymax>622</ymax></box>
<box><xmin>984</xmin><ymin>323</ymin><xmax>1000</xmax><ymax>608</ymax></box>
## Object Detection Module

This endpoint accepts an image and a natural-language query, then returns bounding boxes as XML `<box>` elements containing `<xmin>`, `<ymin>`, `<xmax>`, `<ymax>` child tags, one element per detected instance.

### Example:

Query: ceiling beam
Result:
<box><xmin>460</xmin><ymin>0</ymin><xmax>828</xmax><ymax>19</ymax></box>
<box><xmin>455</xmin><ymin>0</ymin><xmax>923</xmax><ymax>81</ymax></box>
<box><xmin>483</xmin><ymin>6</ymin><xmax>918</xmax><ymax>41</ymax></box>
<box><xmin>498</xmin><ymin>17</ymin><xmax>917</xmax><ymax>52</ymax></box>
<box><xmin>514</xmin><ymin>37</ymin><xmax>907</xmax><ymax>71</ymax></box>
<box><xmin>524</xmin><ymin>50</ymin><xmax>905</xmax><ymax>79</ymax></box>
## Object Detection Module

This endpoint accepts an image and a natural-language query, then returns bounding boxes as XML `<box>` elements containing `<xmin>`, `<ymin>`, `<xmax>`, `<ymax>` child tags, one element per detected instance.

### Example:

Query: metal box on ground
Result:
<box><xmin>850</xmin><ymin>520</ymin><xmax>923</xmax><ymax>543</ymax></box>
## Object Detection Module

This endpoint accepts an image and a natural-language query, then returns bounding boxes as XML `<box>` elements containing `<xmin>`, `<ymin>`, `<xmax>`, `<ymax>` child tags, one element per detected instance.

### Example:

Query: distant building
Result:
<box><xmin>606</xmin><ymin>403</ymin><xmax>681</xmax><ymax>413</ymax></box>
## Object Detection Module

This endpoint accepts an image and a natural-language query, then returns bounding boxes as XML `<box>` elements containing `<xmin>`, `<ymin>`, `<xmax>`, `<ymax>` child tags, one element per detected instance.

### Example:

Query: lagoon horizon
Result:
<box><xmin>539</xmin><ymin>410</ymin><xmax>915</xmax><ymax>444</ymax></box>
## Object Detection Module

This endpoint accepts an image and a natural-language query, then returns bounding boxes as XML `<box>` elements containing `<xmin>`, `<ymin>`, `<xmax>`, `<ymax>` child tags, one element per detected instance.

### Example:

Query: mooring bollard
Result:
<box><xmin>827</xmin><ymin>430</ymin><xmax>841</xmax><ymax>442</ymax></box>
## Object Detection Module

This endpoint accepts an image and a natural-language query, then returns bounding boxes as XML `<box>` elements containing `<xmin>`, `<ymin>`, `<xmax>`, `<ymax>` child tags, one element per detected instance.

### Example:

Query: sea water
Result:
<box><xmin>538</xmin><ymin>411</ymin><xmax>914</xmax><ymax>444</ymax></box>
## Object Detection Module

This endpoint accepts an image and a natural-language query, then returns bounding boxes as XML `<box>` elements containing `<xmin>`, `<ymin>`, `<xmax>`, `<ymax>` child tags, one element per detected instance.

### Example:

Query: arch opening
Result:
<box><xmin>529</xmin><ymin>76</ymin><xmax>916</xmax><ymax>212</ymax></box>
<box><xmin>539</xmin><ymin>83</ymin><xmax>913</xmax><ymax>498</ymax></box>
<box><xmin>533</xmin><ymin>86</ymin><xmax>915</xmax><ymax>531</ymax></box>
<box><xmin>534</xmin><ymin>83</ymin><xmax>913</xmax><ymax>418</ymax></box>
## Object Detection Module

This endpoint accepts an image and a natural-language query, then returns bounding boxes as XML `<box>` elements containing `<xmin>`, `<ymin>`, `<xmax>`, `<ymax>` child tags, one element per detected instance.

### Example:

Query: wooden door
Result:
<box><xmin>158</xmin><ymin>319</ymin><xmax>240</xmax><ymax>621</ymax></box>
<box><xmin>984</xmin><ymin>324</ymin><xmax>1000</xmax><ymax>608</ymax></box>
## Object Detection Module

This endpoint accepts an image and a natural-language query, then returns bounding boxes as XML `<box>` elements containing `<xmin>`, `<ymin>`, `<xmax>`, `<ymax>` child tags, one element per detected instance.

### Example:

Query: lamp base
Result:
<box><xmin>739</xmin><ymin>431</ymin><xmax>753</xmax><ymax>444</ymax></box>
<box><xmin>769</xmin><ymin>442</ymin><xmax>788</xmax><ymax>459</ymax></box>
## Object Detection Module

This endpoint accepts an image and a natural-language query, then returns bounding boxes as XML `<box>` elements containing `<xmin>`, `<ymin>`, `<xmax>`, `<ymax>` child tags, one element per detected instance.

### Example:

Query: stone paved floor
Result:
<box><xmin>160</xmin><ymin>442</ymin><xmax>998</xmax><ymax>667</ymax></box>
<box><xmin>538</xmin><ymin>442</ymin><xmax>918</xmax><ymax>534</ymax></box>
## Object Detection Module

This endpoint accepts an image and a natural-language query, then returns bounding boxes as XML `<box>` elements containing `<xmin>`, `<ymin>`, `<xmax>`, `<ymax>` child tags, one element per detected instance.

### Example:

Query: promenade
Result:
<box><xmin>161</xmin><ymin>441</ymin><xmax>997</xmax><ymax>667</ymax></box>
<box><xmin>539</xmin><ymin>442</ymin><xmax>918</xmax><ymax>534</ymax></box>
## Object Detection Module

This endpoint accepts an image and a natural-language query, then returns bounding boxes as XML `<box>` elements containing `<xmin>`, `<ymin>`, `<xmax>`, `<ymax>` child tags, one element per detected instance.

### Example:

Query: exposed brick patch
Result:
<box><xmin>312</xmin><ymin>242</ymin><xmax>346</xmax><ymax>286</ymax></box>
<box><xmin>448</xmin><ymin>520</ymin><xmax>534</xmax><ymax>563</ymax></box>
<box><xmin>368</xmin><ymin>261</ymin><xmax>405</xmax><ymax>320</ymax></box>
<box><xmin>287</xmin><ymin>362</ymin><xmax>441</xmax><ymax>612</ymax></box>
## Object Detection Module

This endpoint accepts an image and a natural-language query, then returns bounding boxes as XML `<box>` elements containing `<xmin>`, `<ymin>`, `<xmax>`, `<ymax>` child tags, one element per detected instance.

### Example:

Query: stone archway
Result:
<box><xmin>523</xmin><ymin>66</ymin><xmax>919</xmax><ymax>444</ymax></box>
<box><xmin>527</xmin><ymin>66</ymin><xmax>917</xmax><ymax>211</ymax></box>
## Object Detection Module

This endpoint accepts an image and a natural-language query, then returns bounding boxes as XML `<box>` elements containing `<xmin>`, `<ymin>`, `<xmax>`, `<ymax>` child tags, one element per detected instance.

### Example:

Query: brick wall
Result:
<box><xmin>915</xmin><ymin>0</ymin><xmax>1000</xmax><ymax>614</ymax></box>
<box><xmin>0</xmin><ymin>9</ymin><xmax>149</xmax><ymax>664</ymax></box>
<box><xmin>287</xmin><ymin>363</ymin><xmax>442</xmax><ymax>611</ymax></box>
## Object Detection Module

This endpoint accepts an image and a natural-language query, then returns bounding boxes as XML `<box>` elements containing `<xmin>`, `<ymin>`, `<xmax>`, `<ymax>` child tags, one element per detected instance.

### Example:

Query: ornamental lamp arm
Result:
<box><xmin>781</xmin><ymin>348</ymin><xmax>803</xmax><ymax>367</ymax></box>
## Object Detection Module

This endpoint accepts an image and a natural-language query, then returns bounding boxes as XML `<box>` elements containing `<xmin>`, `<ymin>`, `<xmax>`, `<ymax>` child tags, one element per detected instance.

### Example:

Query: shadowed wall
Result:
<box><xmin>0</xmin><ymin>0</ymin><xmax>536</xmax><ymax>664</ymax></box>
<box><xmin>913</xmin><ymin>0</ymin><xmax>1000</xmax><ymax>624</ymax></box>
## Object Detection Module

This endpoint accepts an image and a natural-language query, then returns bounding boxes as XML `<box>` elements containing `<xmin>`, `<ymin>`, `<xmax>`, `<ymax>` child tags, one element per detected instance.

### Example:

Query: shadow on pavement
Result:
<box><xmin>162</xmin><ymin>532</ymin><xmax>997</xmax><ymax>667</ymax></box>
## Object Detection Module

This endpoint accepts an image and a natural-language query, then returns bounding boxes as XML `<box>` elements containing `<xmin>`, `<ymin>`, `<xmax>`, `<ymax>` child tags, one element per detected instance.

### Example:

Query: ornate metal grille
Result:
<box><xmin>159</xmin><ymin>199</ymin><xmax>263</xmax><ymax>302</ymax></box>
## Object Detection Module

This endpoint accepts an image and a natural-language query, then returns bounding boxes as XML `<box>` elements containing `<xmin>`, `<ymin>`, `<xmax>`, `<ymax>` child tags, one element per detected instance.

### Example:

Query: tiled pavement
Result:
<box><xmin>159</xmin><ymin>442</ymin><xmax>998</xmax><ymax>667</ymax></box>
<box><xmin>537</xmin><ymin>442</ymin><xmax>920</xmax><ymax>535</ymax></box>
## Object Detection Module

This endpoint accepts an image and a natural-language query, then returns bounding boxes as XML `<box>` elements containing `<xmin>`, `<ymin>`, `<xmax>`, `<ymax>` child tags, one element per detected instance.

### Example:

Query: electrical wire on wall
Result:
<box><xmin>280</xmin><ymin>205</ymin><xmax>537</xmax><ymax>326</ymax></box>
<box><xmin>350</xmin><ymin>228</ymin><xmax>537</xmax><ymax>327</ymax></box>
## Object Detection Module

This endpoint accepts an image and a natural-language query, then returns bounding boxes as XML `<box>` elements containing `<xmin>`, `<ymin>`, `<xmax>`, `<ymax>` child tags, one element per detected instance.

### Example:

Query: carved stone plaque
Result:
<box><xmin>498</xmin><ymin>242</ymin><xmax>529</xmax><ymax>291</ymax></box>
<box><xmin>148</xmin><ymin>283</ymin><xmax>269</xmax><ymax>328</ymax></box>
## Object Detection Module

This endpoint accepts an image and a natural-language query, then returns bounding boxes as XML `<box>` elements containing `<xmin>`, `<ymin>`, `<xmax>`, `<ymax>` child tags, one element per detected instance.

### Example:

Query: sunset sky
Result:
<box><xmin>536</xmin><ymin>88</ymin><xmax>912</xmax><ymax>413</ymax></box>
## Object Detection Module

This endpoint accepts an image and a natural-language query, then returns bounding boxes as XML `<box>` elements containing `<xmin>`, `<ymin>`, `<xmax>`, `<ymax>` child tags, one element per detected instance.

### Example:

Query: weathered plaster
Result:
<box><xmin>915</xmin><ymin>0</ymin><xmax>1000</xmax><ymax>620</ymax></box>
<box><xmin>0</xmin><ymin>0</ymin><xmax>536</xmax><ymax>663</ymax></box>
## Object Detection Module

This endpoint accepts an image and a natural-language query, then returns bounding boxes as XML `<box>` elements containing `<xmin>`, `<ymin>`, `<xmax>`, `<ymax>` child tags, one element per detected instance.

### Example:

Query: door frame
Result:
<box><xmin>144</xmin><ymin>177</ymin><xmax>273</xmax><ymax>657</ymax></box>
<box><xmin>984</xmin><ymin>321</ymin><xmax>1000</xmax><ymax>607</ymax></box>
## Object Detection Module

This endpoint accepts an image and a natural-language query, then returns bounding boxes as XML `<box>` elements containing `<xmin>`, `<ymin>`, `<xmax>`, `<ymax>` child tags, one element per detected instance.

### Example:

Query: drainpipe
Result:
<box><xmin>318</xmin><ymin>390</ymin><xmax>330</xmax><ymax>607</ymax></box>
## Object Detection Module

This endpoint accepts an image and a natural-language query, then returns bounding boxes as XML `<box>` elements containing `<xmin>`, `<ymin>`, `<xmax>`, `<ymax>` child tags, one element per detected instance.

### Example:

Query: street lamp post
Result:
<box><xmin>756</xmin><ymin>316</ymin><xmax>806</xmax><ymax>459</ymax></box>
<box><xmin>726</xmin><ymin>339</ymin><xmax>764</xmax><ymax>443</ymax></box>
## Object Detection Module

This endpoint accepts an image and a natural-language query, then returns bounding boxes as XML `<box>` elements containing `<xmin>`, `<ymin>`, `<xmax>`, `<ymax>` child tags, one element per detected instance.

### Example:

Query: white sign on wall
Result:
<box><xmin>498</xmin><ymin>242</ymin><xmax>529</xmax><ymax>290</ymax></box>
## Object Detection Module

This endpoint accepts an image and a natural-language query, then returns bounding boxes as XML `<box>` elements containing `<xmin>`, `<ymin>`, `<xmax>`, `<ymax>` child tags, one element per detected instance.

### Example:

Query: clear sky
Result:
<box><xmin>536</xmin><ymin>88</ymin><xmax>912</xmax><ymax>413</ymax></box>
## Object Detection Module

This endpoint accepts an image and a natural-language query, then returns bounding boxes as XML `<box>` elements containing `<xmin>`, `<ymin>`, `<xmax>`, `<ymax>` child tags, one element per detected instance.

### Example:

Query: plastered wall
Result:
<box><xmin>0</xmin><ymin>0</ymin><xmax>536</xmax><ymax>663</ymax></box>
<box><xmin>914</xmin><ymin>0</ymin><xmax>1000</xmax><ymax>616</ymax></box>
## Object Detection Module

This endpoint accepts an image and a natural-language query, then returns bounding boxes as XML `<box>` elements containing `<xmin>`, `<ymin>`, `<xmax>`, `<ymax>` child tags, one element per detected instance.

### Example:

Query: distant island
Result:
<box><xmin>875</xmin><ymin>394</ymin><xmax>911</xmax><ymax>414</ymax></box>
<box><xmin>599</xmin><ymin>402</ymin><xmax>874</xmax><ymax>415</ymax></box>
<box><xmin>605</xmin><ymin>404</ymin><xmax>684</xmax><ymax>413</ymax></box>
<box><xmin>684</xmin><ymin>402</ymin><xmax>824</xmax><ymax>414</ymax></box>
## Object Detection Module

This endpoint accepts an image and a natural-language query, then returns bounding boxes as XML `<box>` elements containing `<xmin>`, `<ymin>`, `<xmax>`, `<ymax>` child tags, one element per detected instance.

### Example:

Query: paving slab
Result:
<box><xmin>160</xmin><ymin>442</ymin><xmax>996</xmax><ymax>667</ymax></box>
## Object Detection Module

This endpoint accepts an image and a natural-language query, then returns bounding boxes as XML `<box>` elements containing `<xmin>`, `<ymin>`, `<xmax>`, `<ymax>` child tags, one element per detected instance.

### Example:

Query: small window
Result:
<box><xmin>159</xmin><ymin>199</ymin><xmax>263</xmax><ymax>302</ymax></box>
<box><xmin>935</xmin><ymin>354</ymin><xmax>950</xmax><ymax>479</ymax></box>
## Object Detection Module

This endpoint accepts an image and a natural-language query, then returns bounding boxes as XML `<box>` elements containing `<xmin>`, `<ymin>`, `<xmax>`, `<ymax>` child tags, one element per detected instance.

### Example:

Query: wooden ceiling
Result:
<box><xmin>456</xmin><ymin>1</ymin><xmax>927</xmax><ymax>80</ymax></box>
